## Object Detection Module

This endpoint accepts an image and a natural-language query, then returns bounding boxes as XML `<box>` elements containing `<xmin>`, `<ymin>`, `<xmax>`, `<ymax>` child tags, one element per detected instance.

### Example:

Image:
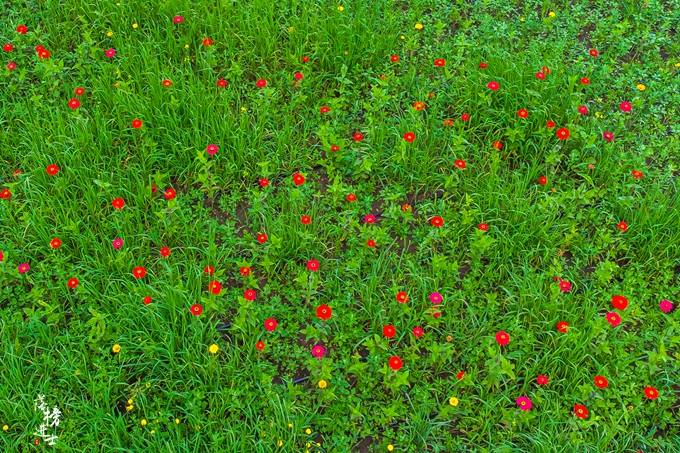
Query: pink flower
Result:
<box><xmin>112</xmin><ymin>237</ymin><xmax>124</xmax><ymax>250</ymax></box>
<box><xmin>429</xmin><ymin>292</ymin><xmax>443</xmax><ymax>304</ymax></box>
<box><xmin>105</xmin><ymin>48</ymin><xmax>116</xmax><ymax>59</ymax></box>
<box><xmin>18</xmin><ymin>262</ymin><xmax>30</xmax><ymax>274</ymax></box>
<box><xmin>173</xmin><ymin>15</ymin><xmax>185</xmax><ymax>24</ymax></box>
<box><xmin>311</xmin><ymin>344</ymin><xmax>326</xmax><ymax>359</ymax></box>
<box><xmin>659</xmin><ymin>299</ymin><xmax>674</xmax><ymax>313</ymax></box>
<box><xmin>205</xmin><ymin>144</ymin><xmax>219</xmax><ymax>156</ymax></box>
<box><xmin>516</xmin><ymin>396</ymin><xmax>533</xmax><ymax>411</ymax></box>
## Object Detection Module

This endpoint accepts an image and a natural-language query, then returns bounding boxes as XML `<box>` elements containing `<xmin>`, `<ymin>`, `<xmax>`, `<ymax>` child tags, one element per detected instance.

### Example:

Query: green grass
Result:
<box><xmin>1</xmin><ymin>0</ymin><xmax>679</xmax><ymax>451</ymax></box>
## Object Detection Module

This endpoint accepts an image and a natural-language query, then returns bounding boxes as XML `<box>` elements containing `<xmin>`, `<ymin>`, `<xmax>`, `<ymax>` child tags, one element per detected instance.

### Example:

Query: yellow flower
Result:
<box><xmin>519</xmin><ymin>16</ymin><xmax>525</xmax><ymax>22</ymax></box>
<box><xmin>674</xmin><ymin>62</ymin><xmax>680</xmax><ymax>68</ymax></box>
<box><xmin>287</xmin><ymin>27</ymin><xmax>295</xmax><ymax>33</ymax></box>
<box><xmin>112</xmin><ymin>344</ymin><xmax>121</xmax><ymax>354</ymax></box>
<box><xmin>175</xmin><ymin>418</ymin><xmax>181</xmax><ymax>424</ymax></box>
<box><xmin>132</xmin><ymin>23</ymin><xmax>138</xmax><ymax>29</ymax></box>
<box><xmin>400</xmin><ymin>35</ymin><xmax>405</xmax><ymax>40</ymax></box>
<box><xmin>150</xmin><ymin>429</ymin><xmax>155</xmax><ymax>434</ymax></box>
<box><xmin>140</xmin><ymin>419</ymin><xmax>147</xmax><ymax>427</ymax></box>
<box><xmin>277</xmin><ymin>440</ymin><xmax>283</xmax><ymax>447</ymax></box>
<box><xmin>208</xmin><ymin>343</ymin><xmax>219</xmax><ymax>354</ymax></box>
<box><xmin>241</xmin><ymin>107</ymin><xmax>247</xmax><ymax>113</ymax></box>
<box><xmin>287</xmin><ymin>423</ymin><xmax>293</xmax><ymax>429</ymax></box>
<box><xmin>415</xmin><ymin>23</ymin><xmax>423</xmax><ymax>30</ymax></box>
<box><xmin>184</xmin><ymin>44</ymin><xmax>189</xmax><ymax>49</ymax></box>
<box><xmin>305</xmin><ymin>428</ymin><xmax>312</xmax><ymax>435</ymax></box>
<box><xmin>126</xmin><ymin>404</ymin><xmax>134</xmax><ymax>412</ymax></box>
<box><xmin>548</xmin><ymin>11</ymin><xmax>556</xmax><ymax>17</ymax></box>
<box><xmin>595</xmin><ymin>111</ymin><xmax>603</xmax><ymax>119</ymax></box>
<box><xmin>636</xmin><ymin>83</ymin><xmax>646</xmax><ymax>91</ymax></box>
<box><xmin>449</xmin><ymin>397</ymin><xmax>459</xmax><ymax>407</ymax></box>
<box><xmin>387</xmin><ymin>445</ymin><xmax>395</xmax><ymax>452</ymax></box>
<box><xmin>337</xmin><ymin>5</ymin><xmax>344</xmax><ymax>12</ymax></box>
<box><xmin>317</xmin><ymin>379</ymin><xmax>327</xmax><ymax>389</ymax></box>
<box><xmin>2</xmin><ymin>425</ymin><xmax>8</xmax><ymax>432</ymax></box>
<box><xmin>106</xmin><ymin>31</ymin><xmax>113</xmax><ymax>37</ymax></box>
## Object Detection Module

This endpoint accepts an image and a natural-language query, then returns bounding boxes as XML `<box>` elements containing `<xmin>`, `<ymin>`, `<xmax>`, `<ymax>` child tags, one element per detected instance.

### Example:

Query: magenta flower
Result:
<box><xmin>429</xmin><ymin>292</ymin><xmax>443</xmax><ymax>304</ymax></box>
<box><xmin>112</xmin><ymin>237</ymin><xmax>124</xmax><ymax>250</ymax></box>
<box><xmin>311</xmin><ymin>344</ymin><xmax>326</xmax><ymax>359</ymax></box>
<box><xmin>18</xmin><ymin>262</ymin><xmax>30</xmax><ymax>274</ymax></box>
<box><xmin>659</xmin><ymin>299</ymin><xmax>674</xmax><ymax>313</ymax></box>
<box><xmin>206</xmin><ymin>144</ymin><xmax>219</xmax><ymax>156</ymax></box>
<box><xmin>516</xmin><ymin>396</ymin><xmax>533</xmax><ymax>411</ymax></box>
<box><xmin>104</xmin><ymin>48</ymin><xmax>116</xmax><ymax>59</ymax></box>
<box><xmin>173</xmin><ymin>15</ymin><xmax>185</xmax><ymax>24</ymax></box>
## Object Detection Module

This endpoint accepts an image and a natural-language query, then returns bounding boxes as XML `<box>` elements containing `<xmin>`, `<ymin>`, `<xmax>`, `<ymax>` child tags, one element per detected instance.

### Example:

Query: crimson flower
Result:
<box><xmin>461</xmin><ymin>112</ymin><xmax>470</xmax><ymax>122</ymax></box>
<box><xmin>264</xmin><ymin>317</ymin><xmax>278</xmax><ymax>332</ymax></box>
<box><xmin>164</xmin><ymin>187</ymin><xmax>176</xmax><ymax>200</ymax></box>
<box><xmin>292</xmin><ymin>172</ymin><xmax>305</xmax><ymax>186</ymax></box>
<box><xmin>68</xmin><ymin>98</ymin><xmax>80</xmax><ymax>110</ymax></box>
<box><xmin>631</xmin><ymin>169</ymin><xmax>644</xmax><ymax>180</ymax></box>
<box><xmin>293</xmin><ymin>71</ymin><xmax>303</xmax><ymax>81</ymax></box>
<box><xmin>112</xmin><ymin>198</ymin><xmax>125</xmax><ymax>209</ymax></box>
<box><xmin>67</xmin><ymin>278</ymin><xmax>79</xmax><ymax>289</ymax></box>
<box><xmin>479</xmin><ymin>62</ymin><xmax>488</xmax><ymax>69</ymax></box>
<box><xmin>173</xmin><ymin>15</ymin><xmax>184</xmax><ymax>24</ymax></box>
<box><xmin>74</xmin><ymin>87</ymin><xmax>85</xmax><ymax>96</ymax></box>
<box><xmin>589</xmin><ymin>49</ymin><xmax>599</xmax><ymax>57</ymax></box>
<box><xmin>606</xmin><ymin>311</ymin><xmax>621</xmax><ymax>327</ymax></box>
<box><xmin>244</xmin><ymin>289</ymin><xmax>257</xmax><ymax>301</ymax></box>
<box><xmin>580</xmin><ymin>77</ymin><xmax>590</xmax><ymax>85</ymax></box>
<box><xmin>256</xmin><ymin>78</ymin><xmax>267</xmax><ymax>88</ymax></box>
<box><xmin>258</xmin><ymin>177</ymin><xmax>269</xmax><ymax>188</ymax></box>
<box><xmin>204</xmin><ymin>265</ymin><xmax>215</xmax><ymax>275</ymax></box>
<box><xmin>412</xmin><ymin>326</ymin><xmax>423</xmax><ymax>338</ymax></box>
<box><xmin>537</xmin><ymin>175</ymin><xmax>547</xmax><ymax>185</ymax></box>
<box><xmin>6</xmin><ymin>61</ymin><xmax>16</xmax><ymax>70</ymax></box>
<box><xmin>217</xmin><ymin>78</ymin><xmax>228</xmax><ymax>88</ymax></box>
<box><xmin>456</xmin><ymin>371</ymin><xmax>465</xmax><ymax>380</ymax></box>
<box><xmin>346</xmin><ymin>193</ymin><xmax>357</xmax><ymax>202</ymax></box>
<box><xmin>330</xmin><ymin>144</ymin><xmax>340</xmax><ymax>152</ymax></box>
<box><xmin>131</xmin><ymin>118</ymin><xmax>143</xmax><ymax>129</ymax></box>
<box><xmin>3</xmin><ymin>43</ymin><xmax>14</xmax><ymax>52</ymax></box>
<box><xmin>320</xmin><ymin>105</ymin><xmax>330</xmax><ymax>114</ymax></box>
<box><xmin>603</xmin><ymin>131</ymin><xmax>615</xmax><ymax>142</ymax></box>
<box><xmin>202</xmin><ymin>37</ymin><xmax>214</xmax><ymax>47</ymax></box>
<box><xmin>388</xmin><ymin>355</ymin><xmax>403</xmax><ymax>371</ymax></box>
<box><xmin>209</xmin><ymin>281</ymin><xmax>222</xmax><ymax>295</ymax></box>
<box><xmin>454</xmin><ymin>159</ymin><xmax>466</xmax><ymax>170</ymax></box>
<box><xmin>132</xmin><ymin>266</ymin><xmax>147</xmax><ymax>279</ymax></box>
<box><xmin>535</xmin><ymin>71</ymin><xmax>545</xmax><ymax>80</ymax></box>
<box><xmin>306</xmin><ymin>258</ymin><xmax>319</xmax><ymax>272</ymax></box>
<box><xmin>316</xmin><ymin>304</ymin><xmax>332</xmax><ymax>320</ymax></box>
<box><xmin>559</xmin><ymin>279</ymin><xmax>572</xmax><ymax>293</ymax></box>
<box><xmin>302</xmin><ymin>55</ymin><xmax>309</xmax><ymax>63</ymax></box>
<box><xmin>403</xmin><ymin>132</ymin><xmax>415</xmax><ymax>143</ymax></box>
<box><xmin>366</xmin><ymin>239</ymin><xmax>376</xmax><ymax>248</ymax></box>
<box><xmin>487</xmin><ymin>81</ymin><xmax>500</xmax><ymax>91</ymax></box>
<box><xmin>556</xmin><ymin>127</ymin><xmax>570</xmax><ymax>140</ymax></box>
<box><xmin>477</xmin><ymin>223</ymin><xmax>489</xmax><ymax>231</ymax></box>
<box><xmin>619</xmin><ymin>101</ymin><xmax>632</xmax><ymax>112</ymax></box>
<box><xmin>160</xmin><ymin>246</ymin><xmax>171</xmax><ymax>258</ymax></box>
<box><xmin>495</xmin><ymin>330</ymin><xmax>510</xmax><ymax>346</ymax></box>
<box><xmin>46</xmin><ymin>164</ymin><xmax>60</xmax><ymax>176</ymax></box>
<box><xmin>364</xmin><ymin>214</ymin><xmax>376</xmax><ymax>224</ymax></box>
<box><xmin>143</xmin><ymin>296</ymin><xmax>152</xmax><ymax>305</ymax></box>
<box><xmin>578</xmin><ymin>105</ymin><xmax>588</xmax><ymax>115</ymax></box>
<box><xmin>352</xmin><ymin>131</ymin><xmax>364</xmax><ymax>142</ymax></box>
<box><xmin>556</xmin><ymin>321</ymin><xmax>569</xmax><ymax>333</ymax></box>
<box><xmin>536</xmin><ymin>374</ymin><xmax>549</xmax><ymax>386</ymax></box>
<box><xmin>492</xmin><ymin>140</ymin><xmax>503</xmax><ymax>150</ymax></box>
<box><xmin>239</xmin><ymin>266</ymin><xmax>251</xmax><ymax>276</ymax></box>
<box><xmin>256</xmin><ymin>233</ymin><xmax>267</xmax><ymax>244</ymax></box>
<box><xmin>546</xmin><ymin>120</ymin><xmax>556</xmax><ymax>129</ymax></box>
<box><xmin>162</xmin><ymin>79</ymin><xmax>172</xmax><ymax>87</ymax></box>
<box><xmin>611</xmin><ymin>295</ymin><xmax>628</xmax><ymax>310</ymax></box>
<box><xmin>300</xmin><ymin>215</ymin><xmax>311</xmax><ymax>224</ymax></box>
<box><xmin>104</xmin><ymin>48</ymin><xmax>116</xmax><ymax>59</ymax></box>
<box><xmin>190</xmin><ymin>303</ymin><xmax>203</xmax><ymax>316</ymax></box>
<box><xmin>390</xmin><ymin>54</ymin><xmax>399</xmax><ymax>62</ymax></box>
<box><xmin>383</xmin><ymin>324</ymin><xmax>396</xmax><ymax>339</ymax></box>
<box><xmin>205</xmin><ymin>144</ymin><xmax>219</xmax><ymax>156</ymax></box>
<box><xmin>17</xmin><ymin>24</ymin><xmax>28</xmax><ymax>34</ymax></box>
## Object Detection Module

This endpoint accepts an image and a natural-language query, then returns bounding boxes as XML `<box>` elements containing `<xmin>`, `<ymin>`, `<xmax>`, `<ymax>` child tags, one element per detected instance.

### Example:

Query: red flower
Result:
<box><xmin>364</xmin><ymin>214</ymin><xmax>376</xmax><ymax>224</ymax></box>
<box><xmin>205</xmin><ymin>144</ymin><xmax>219</xmax><ymax>156</ymax></box>
<box><xmin>403</xmin><ymin>132</ymin><xmax>416</xmax><ymax>143</ymax></box>
<box><xmin>255</xmin><ymin>340</ymin><xmax>265</xmax><ymax>351</ymax></box>
<box><xmin>396</xmin><ymin>291</ymin><xmax>408</xmax><ymax>304</ymax></box>
<box><xmin>164</xmin><ymin>187</ymin><xmax>176</xmax><ymax>200</ymax></box>
<box><xmin>159</xmin><ymin>246</ymin><xmax>171</xmax><ymax>258</ymax></box>
<box><xmin>461</xmin><ymin>112</ymin><xmax>470</xmax><ymax>122</ymax></box>
<box><xmin>143</xmin><ymin>296</ymin><xmax>152</xmax><ymax>305</ymax></box>
<box><xmin>217</xmin><ymin>78</ymin><xmax>228</xmax><ymax>88</ymax></box>
<box><xmin>578</xmin><ymin>105</ymin><xmax>588</xmax><ymax>115</ymax></box>
<box><xmin>67</xmin><ymin>277</ymin><xmax>79</xmax><ymax>289</ymax></box>
<box><xmin>537</xmin><ymin>175</ymin><xmax>547</xmax><ymax>185</ymax></box>
<box><xmin>388</xmin><ymin>355</ymin><xmax>403</xmax><ymax>371</ymax></box>
<box><xmin>643</xmin><ymin>386</ymin><xmax>659</xmax><ymax>400</ymax></box>
<box><xmin>580</xmin><ymin>77</ymin><xmax>590</xmax><ymax>85</ymax></box>
<box><xmin>616</xmin><ymin>220</ymin><xmax>628</xmax><ymax>233</ymax></box>
<box><xmin>257</xmin><ymin>233</ymin><xmax>267</xmax><ymax>243</ymax></box>
<box><xmin>190</xmin><ymin>303</ymin><xmax>203</xmax><ymax>316</ymax></box>
<box><xmin>619</xmin><ymin>101</ymin><xmax>632</xmax><ymax>112</ymax></box>
<box><xmin>209</xmin><ymin>281</ymin><xmax>222</xmax><ymax>295</ymax></box>
<box><xmin>46</xmin><ymin>164</ymin><xmax>60</xmax><ymax>176</ymax></box>
<box><xmin>264</xmin><ymin>317</ymin><xmax>278</xmax><ymax>332</ymax></box>
<box><xmin>574</xmin><ymin>404</ymin><xmax>589</xmax><ymax>419</ymax></box>
<box><xmin>162</xmin><ymin>79</ymin><xmax>173</xmax><ymax>87</ymax></box>
<box><xmin>495</xmin><ymin>330</ymin><xmax>510</xmax><ymax>346</ymax></box>
<box><xmin>244</xmin><ymin>289</ymin><xmax>257</xmax><ymax>301</ymax></box>
<box><xmin>556</xmin><ymin>321</ymin><xmax>569</xmax><ymax>333</ymax></box>
<box><xmin>172</xmin><ymin>15</ymin><xmax>184</xmax><ymax>24</ymax></box>
<box><xmin>292</xmin><ymin>172</ymin><xmax>305</xmax><ymax>186</ymax></box>
<box><xmin>302</xmin><ymin>56</ymin><xmax>309</xmax><ymax>63</ymax></box>
<box><xmin>536</xmin><ymin>374</ymin><xmax>549</xmax><ymax>386</ymax></box>
<box><xmin>293</xmin><ymin>72</ymin><xmax>303</xmax><ymax>81</ymax></box>
<box><xmin>556</xmin><ymin>127</ymin><xmax>570</xmax><ymax>140</ymax></box>
<box><xmin>68</xmin><ymin>98</ymin><xmax>81</xmax><ymax>110</ymax></box>
<box><xmin>477</xmin><ymin>223</ymin><xmax>489</xmax><ymax>231</ymax></box>
<box><xmin>479</xmin><ymin>61</ymin><xmax>488</xmax><ymax>69</ymax></box>
<box><xmin>330</xmin><ymin>144</ymin><xmax>340</xmax><ymax>152</ymax></box>
<box><xmin>412</xmin><ymin>326</ymin><xmax>423</xmax><ymax>338</ymax></box>
<box><xmin>131</xmin><ymin>118</ymin><xmax>143</xmax><ymax>129</ymax></box>
<box><xmin>17</xmin><ymin>24</ymin><xmax>28</xmax><ymax>34</ymax></box>
<box><xmin>594</xmin><ymin>375</ymin><xmax>609</xmax><ymax>389</ymax></box>
<box><xmin>611</xmin><ymin>295</ymin><xmax>629</xmax><ymax>310</ymax></box>
<box><xmin>306</xmin><ymin>258</ymin><xmax>319</xmax><ymax>272</ymax></box>
<box><xmin>454</xmin><ymin>159</ymin><xmax>466</xmax><ymax>170</ymax></box>
<box><xmin>319</xmin><ymin>105</ymin><xmax>330</xmax><ymax>114</ymax></box>
<box><xmin>256</xmin><ymin>78</ymin><xmax>267</xmax><ymax>88</ymax></box>
<box><xmin>239</xmin><ymin>266</ymin><xmax>251</xmax><ymax>277</ymax></box>
<box><xmin>606</xmin><ymin>311</ymin><xmax>621</xmax><ymax>327</ymax></box>
<box><xmin>535</xmin><ymin>71</ymin><xmax>545</xmax><ymax>80</ymax></box>
<box><xmin>546</xmin><ymin>120</ymin><xmax>556</xmax><ymax>129</ymax></box>
<box><xmin>430</xmin><ymin>216</ymin><xmax>444</xmax><ymax>227</ymax></box>
<box><xmin>487</xmin><ymin>81</ymin><xmax>500</xmax><ymax>91</ymax></box>
<box><xmin>300</xmin><ymin>215</ymin><xmax>311</xmax><ymax>225</ymax></box>
<box><xmin>352</xmin><ymin>131</ymin><xmax>364</xmax><ymax>142</ymax></box>
<box><xmin>492</xmin><ymin>140</ymin><xmax>503</xmax><ymax>150</ymax></box>
<box><xmin>346</xmin><ymin>193</ymin><xmax>357</xmax><ymax>202</ymax></box>
<box><xmin>559</xmin><ymin>279</ymin><xmax>572</xmax><ymax>293</ymax></box>
<box><xmin>6</xmin><ymin>61</ymin><xmax>16</xmax><ymax>70</ymax></box>
<box><xmin>258</xmin><ymin>177</ymin><xmax>270</xmax><ymax>188</ymax></box>
<box><xmin>50</xmin><ymin>238</ymin><xmax>62</xmax><ymax>249</ymax></box>
<box><xmin>3</xmin><ymin>43</ymin><xmax>14</xmax><ymax>52</ymax></box>
<box><xmin>366</xmin><ymin>239</ymin><xmax>376</xmax><ymax>248</ymax></box>
<box><xmin>589</xmin><ymin>49</ymin><xmax>599</xmax><ymax>57</ymax></box>
<box><xmin>456</xmin><ymin>370</ymin><xmax>466</xmax><ymax>380</ymax></box>
<box><xmin>316</xmin><ymin>304</ymin><xmax>332</xmax><ymax>320</ymax></box>
<box><xmin>111</xmin><ymin>198</ymin><xmax>125</xmax><ymax>209</ymax></box>
<box><xmin>390</xmin><ymin>54</ymin><xmax>399</xmax><ymax>62</ymax></box>
<box><xmin>0</xmin><ymin>188</ymin><xmax>11</xmax><ymax>199</ymax></box>
<box><xmin>383</xmin><ymin>324</ymin><xmax>396</xmax><ymax>339</ymax></box>
<box><xmin>74</xmin><ymin>87</ymin><xmax>85</xmax><ymax>96</ymax></box>
<box><xmin>517</xmin><ymin>108</ymin><xmax>529</xmax><ymax>119</ymax></box>
<box><xmin>202</xmin><ymin>37</ymin><xmax>214</xmax><ymax>47</ymax></box>
<box><xmin>132</xmin><ymin>266</ymin><xmax>147</xmax><ymax>279</ymax></box>
<box><xmin>631</xmin><ymin>169</ymin><xmax>644</xmax><ymax>180</ymax></box>
<box><xmin>434</xmin><ymin>58</ymin><xmax>446</xmax><ymax>67</ymax></box>
<box><xmin>204</xmin><ymin>265</ymin><xmax>215</xmax><ymax>275</ymax></box>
